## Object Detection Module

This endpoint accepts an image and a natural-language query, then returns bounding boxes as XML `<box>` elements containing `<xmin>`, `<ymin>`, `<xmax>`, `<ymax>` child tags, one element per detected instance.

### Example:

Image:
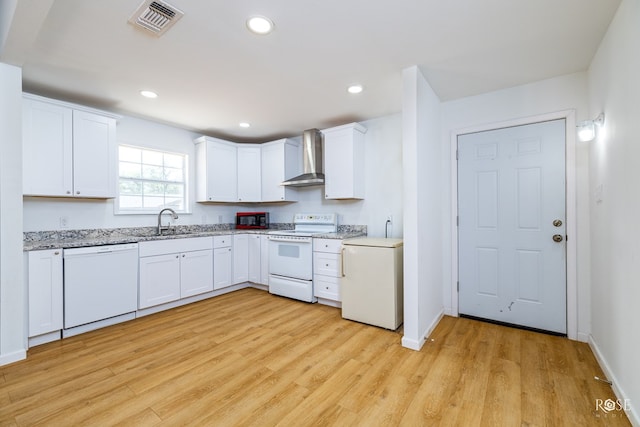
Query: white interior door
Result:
<box><xmin>458</xmin><ymin>119</ymin><xmax>566</xmax><ymax>334</ymax></box>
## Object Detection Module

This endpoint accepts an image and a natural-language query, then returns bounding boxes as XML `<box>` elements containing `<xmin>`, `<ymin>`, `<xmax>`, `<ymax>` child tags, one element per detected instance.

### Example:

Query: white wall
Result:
<box><xmin>263</xmin><ymin>113</ymin><xmax>403</xmax><ymax>237</ymax></box>
<box><xmin>0</xmin><ymin>62</ymin><xmax>25</xmax><ymax>365</ymax></box>
<box><xmin>24</xmin><ymin>112</ymin><xmax>403</xmax><ymax>234</ymax></box>
<box><xmin>401</xmin><ymin>65</ymin><xmax>443</xmax><ymax>350</ymax></box>
<box><xmin>440</xmin><ymin>72</ymin><xmax>591</xmax><ymax>340</ymax></box>
<box><xmin>587</xmin><ymin>0</ymin><xmax>640</xmax><ymax>423</ymax></box>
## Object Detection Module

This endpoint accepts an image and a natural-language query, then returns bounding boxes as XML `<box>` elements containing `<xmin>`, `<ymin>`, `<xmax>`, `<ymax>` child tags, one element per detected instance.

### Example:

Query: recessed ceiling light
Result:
<box><xmin>347</xmin><ymin>84</ymin><xmax>363</xmax><ymax>94</ymax></box>
<box><xmin>246</xmin><ymin>15</ymin><xmax>274</xmax><ymax>35</ymax></box>
<box><xmin>239</xmin><ymin>122</ymin><xmax>251</xmax><ymax>128</ymax></box>
<box><xmin>140</xmin><ymin>90</ymin><xmax>158</xmax><ymax>98</ymax></box>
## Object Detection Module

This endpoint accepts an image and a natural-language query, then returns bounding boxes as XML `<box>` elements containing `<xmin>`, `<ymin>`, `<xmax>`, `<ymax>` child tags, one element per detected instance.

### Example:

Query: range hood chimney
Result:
<box><xmin>281</xmin><ymin>128</ymin><xmax>324</xmax><ymax>187</ymax></box>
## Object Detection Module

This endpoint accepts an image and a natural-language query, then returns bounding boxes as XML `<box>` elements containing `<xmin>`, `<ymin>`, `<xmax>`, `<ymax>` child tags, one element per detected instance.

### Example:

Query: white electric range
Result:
<box><xmin>268</xmin><ymin>213</ymin><xmax>337</xmax><ymax>302</ymax></box>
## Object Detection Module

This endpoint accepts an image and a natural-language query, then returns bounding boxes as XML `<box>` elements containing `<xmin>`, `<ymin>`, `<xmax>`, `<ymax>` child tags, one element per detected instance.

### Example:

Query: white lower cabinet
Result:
<box><xmin>313</xmin><ymin>238</ymin><xmax>343</xmax><ymax>302</ymax></box>
<box><xmin>139</xmin><ymin>238</ymin><xmax>213</xmax><ymax>309</ymax></box>
<box><xmin>213</xmin><ymin>235</ymin><xmax>233</xmax><ymax>290</ymax></box>
<box><xmin>233</xmin><ymin>234</ymin><xmax>249</xmax><ymax>284</ymax></box>
<box><xmin>248</xmin><ymin>234</ymin><xmax>262</xmax><ymax>284</ymax></box>
<box><xmin>28</xmin><ymin>249</ymin><xmax>63</xmax><ymax>338</ymax></box>
<box><xmin>139</xmin><ymin>253</ymin><xmax>181</xmax><ymax>309</ymax></box>
<box><xmin>180</xmin><ymin>249</ymin><xmax>214</xmax><ymax>298</ymax></box>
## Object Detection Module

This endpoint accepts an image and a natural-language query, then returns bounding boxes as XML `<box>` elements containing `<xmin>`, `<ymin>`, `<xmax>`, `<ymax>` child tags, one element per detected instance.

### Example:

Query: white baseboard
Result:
<box><xmin>402</xmin><ymin>309</ymin><xmax>445</xmax><ymax>351</ymax></box>
<box><xmin>136</xmin><ymin>283</ymin><xmax>250</xmax><ymax>318</ymax></box>
<box><xmin>576</xmin><ymin>331</ymin><xmax>589</xmax><ymax>343</ymax></box>
<box><xmin>443</xmin><ymin>307</ymin><xmax>455</xmax><ymax>316</ymax></box>
<box><xmin>589</xmin><ymin>335</ymin><xmax>639</xmax><ymax>427</ymax></box>
<box><xmin>29</xmin><ymin>330</ymin><xmax>62</xmax><ymax>348</ymax></box>
<box><xmin>0</xmin><ymin>348</ymin><xmax>27</xmax><ymax>367</ymax></box>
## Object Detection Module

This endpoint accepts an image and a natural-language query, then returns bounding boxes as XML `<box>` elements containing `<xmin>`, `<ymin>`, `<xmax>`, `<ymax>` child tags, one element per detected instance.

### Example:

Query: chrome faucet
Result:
<box><xmin>157</xmin><ymin>208</ymin><xmax>179</xmax><ymax>235</ymax></box>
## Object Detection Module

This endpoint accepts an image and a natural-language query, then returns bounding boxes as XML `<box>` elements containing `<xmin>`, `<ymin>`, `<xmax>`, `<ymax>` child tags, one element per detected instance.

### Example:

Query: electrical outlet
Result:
<box><xmin>60</xmin><ymin>216</ymin><xmax>69</xmax><ymax>228</ymax></box>
<box><xmin>218</xmin><ymin>215</ymin><xmax>223</xmax><ymax>224</ymax></box>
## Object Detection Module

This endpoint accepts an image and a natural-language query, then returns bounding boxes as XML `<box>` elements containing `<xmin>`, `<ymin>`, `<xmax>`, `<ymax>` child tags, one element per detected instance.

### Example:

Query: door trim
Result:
<box><xmin>449</xmin><ymin>110</ymin><xmax>578</xmax><ymax>340</ymax></box>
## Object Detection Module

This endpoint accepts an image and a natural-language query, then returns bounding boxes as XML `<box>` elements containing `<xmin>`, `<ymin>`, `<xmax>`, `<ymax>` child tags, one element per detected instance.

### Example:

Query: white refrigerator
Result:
<box><xmin>341</xmin><ymin>238</ymin><xmax>403</xmax><ymax>330</ymax></box>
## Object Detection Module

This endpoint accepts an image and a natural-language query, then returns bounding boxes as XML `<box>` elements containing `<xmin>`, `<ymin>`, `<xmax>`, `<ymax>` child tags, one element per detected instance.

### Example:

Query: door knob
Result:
<box><xmin>552</xmin><ymin>234</ymin><xmax>564</xmax><ymax>242</ymax></box>
<box><xmin>553</xmin><ymin>219</ymin><xmax>563</xmax><ymax>227</ymax></box>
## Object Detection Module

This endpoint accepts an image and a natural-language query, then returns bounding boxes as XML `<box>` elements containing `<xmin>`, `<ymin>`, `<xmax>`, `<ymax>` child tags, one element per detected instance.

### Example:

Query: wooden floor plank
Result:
<box><xmin>0</xmin><ymin>288</ymin><xmax>631</xmax><ymax>426</ymax></box>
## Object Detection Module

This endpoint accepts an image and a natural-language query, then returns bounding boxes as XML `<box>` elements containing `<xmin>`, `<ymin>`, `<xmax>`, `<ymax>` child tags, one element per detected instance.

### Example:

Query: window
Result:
<box><xmin>117</xmin><ymin>145</ymin><xmax>188</xmax><ymax>213</ymax></box>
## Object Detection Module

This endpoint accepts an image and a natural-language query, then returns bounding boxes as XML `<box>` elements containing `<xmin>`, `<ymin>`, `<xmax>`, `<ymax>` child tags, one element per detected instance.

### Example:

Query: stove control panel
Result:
<box><xmin>293</xmin><ymin>213</ymin><xmax>337</xmax><ymax>225</ymax></box>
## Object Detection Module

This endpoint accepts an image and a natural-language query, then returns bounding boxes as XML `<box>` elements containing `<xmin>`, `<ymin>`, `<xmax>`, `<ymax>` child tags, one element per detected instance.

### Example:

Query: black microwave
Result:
<box><xmin>236</xmin><ymin>212</ymin><xmax>269</xmax><ymax>229</ymax></box>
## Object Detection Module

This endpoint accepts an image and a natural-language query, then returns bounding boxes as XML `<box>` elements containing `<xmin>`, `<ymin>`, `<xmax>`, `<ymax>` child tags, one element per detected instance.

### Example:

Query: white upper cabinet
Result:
<box><xmin>22</xmin><ymin>94</ymin><xmax>117</xmax><ymax>198</ymax></box>
<box><xmin>195</xmin><ymin>136</ymin><xmax>238</xmax><ymax>202</ymax></box>
<box><xmin>237</xmin><ymin>144</ymin><xmax>262</xmax><ymax>202</ymax></box>
<box><xmin>261</xmin><ymin>138</ymin><xmax>300</xmax><ymax>202</ymax></box>
<box><xmin>323</xmin><ymin>123</ymin><xmax>366</xmax><ymax>200</ymax></box>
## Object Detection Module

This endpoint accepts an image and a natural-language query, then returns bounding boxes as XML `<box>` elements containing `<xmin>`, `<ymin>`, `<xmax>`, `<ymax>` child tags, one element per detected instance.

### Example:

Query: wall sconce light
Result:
<box><xmin>577</xmin><ymin>113</ymin><xmax>605</xmax><ymax>142</ymax></box>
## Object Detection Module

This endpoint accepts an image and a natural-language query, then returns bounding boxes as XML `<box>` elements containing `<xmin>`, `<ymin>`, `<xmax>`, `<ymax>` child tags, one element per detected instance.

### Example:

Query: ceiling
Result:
<box><xmin>0</xmin><ymin>0</ymin><xmax>621</xmax><ymax>142</ymax></box>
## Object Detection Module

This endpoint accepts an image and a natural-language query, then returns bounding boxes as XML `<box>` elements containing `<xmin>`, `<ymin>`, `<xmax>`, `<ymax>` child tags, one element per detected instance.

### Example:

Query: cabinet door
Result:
<box><xmin>248</xmin><ymin>235</ymin><xmax>261</xmax><ymax>283</ymax></box>
<box><xmin>260</xmin><ymin>235</ymin><xmax>270</xmax><ymax>285</ymax></box>
<box><xmin>261</xmin><ymin>140</ymin><xmax>299</xmax><ymax>202</ymax></box>
<box><xmin>323</xmin><ymin>123</ymin><xmax>366</xmax><ymax>200</ymax></box>
<box><xmin>180</xmin><ymin>249</ymin><xmax>214</xmax><ymax>298</ymax></box>
<box><xmin>22</xmin><ymin>98</ymin><xmax>73</xmax><ymax>196</ymax></box>
<box><xmin>139</xmin><ymin>254</ymin><xmax>181</xmax><ymax>309</ymax></box>
<box><xmin>213</xmin><ymin>246</ymin><xmax>233</xmax><ymax>289</ymax></box>
<box><xmin>206</xmin><ymin>138</ymin><xmax>238</xmax><ymax>202</ymax></box>
<box><xmin>237</xmin><ymin>145</ymin><xmax>262</xmax><ymax>202</ymax></box>
<box><xmin>233</xmin><ymin>234</ymin><xmax>249</xmax><ymax>284</ymax></box>
<box><xmin>28</xmin><ymin>249</ymin><xmax>63</xmax><ymax>337</ymax></box>
<box><xmin>72</xmin><ymin>110</ymin><xmax>116</xmax><ymax>198</ymax></box>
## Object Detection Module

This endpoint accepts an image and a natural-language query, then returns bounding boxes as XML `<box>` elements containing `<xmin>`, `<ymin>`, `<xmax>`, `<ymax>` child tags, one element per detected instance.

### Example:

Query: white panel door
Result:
<box><xmin>233</xmin><ymin>234</ymin><xmax>249</xmax><ymax>284</ymax></box>
<box><xmin>22</xmin><ymin>98</ymin><xmax>73</xmax><ymax>196</ymax></box>
<box><xmin>458</xmin><ymin>119</ymin><xmax>566</xmax><ymax>333</ymax></box>
<box><xmin>72</xmin><ymin>110</ymin><xmax>116</xmax><ymax>198</ymax></box>
<box><xmin>237</xmin><ymin>145</ymin><xmax>262</xmax><ymax>202</ymax></box>
<box><xmin>180</xmin><ymin>249</ymin><xmax>214</xmax><ymax>298</ymax></box>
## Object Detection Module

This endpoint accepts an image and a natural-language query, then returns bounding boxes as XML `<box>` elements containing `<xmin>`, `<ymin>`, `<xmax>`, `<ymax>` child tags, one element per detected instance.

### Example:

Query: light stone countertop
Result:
<box><xmin>23</xmin><ymin>224</ymin><xmax>367</xmax><ymax>251</ymax></box>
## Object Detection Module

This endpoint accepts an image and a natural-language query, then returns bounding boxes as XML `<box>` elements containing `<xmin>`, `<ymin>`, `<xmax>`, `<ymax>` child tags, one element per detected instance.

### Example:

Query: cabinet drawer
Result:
<box><xmin>139</xmin><ymin>237</ymin><xmax>213</xmax><ymax>257</ymax></box>
<box><xmin>313</xmin><ymin>238</ymin><xmax>342</xmax><ymax>253</ymax></box>
<box><xmin>314</xmin><ymin>275</ymin><xmax>340</xmax><ymax>301</ymax></box>
<box><xmin>213</xmin><ymin>235</ymin><xmax>232</xmax><ymax>248</ymax></box>
<box><xmin>314</xmin><ymin>252</ymin><xmax>341</xmax><ymax>277</ymax></box>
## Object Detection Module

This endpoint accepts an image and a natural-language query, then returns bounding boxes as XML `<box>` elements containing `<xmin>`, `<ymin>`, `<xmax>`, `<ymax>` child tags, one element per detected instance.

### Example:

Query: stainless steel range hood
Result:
<box><xmin>281</xmin><ymin>128</ymin><xmax>324</xmax><ymax>187</ymax></box>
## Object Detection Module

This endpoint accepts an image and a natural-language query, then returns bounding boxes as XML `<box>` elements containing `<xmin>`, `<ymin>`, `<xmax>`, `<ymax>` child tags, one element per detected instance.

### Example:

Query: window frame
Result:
<box><xmin>115</xmin><ymin>144</ymin><xmax>190</xmax><ymax>215</ymax></box>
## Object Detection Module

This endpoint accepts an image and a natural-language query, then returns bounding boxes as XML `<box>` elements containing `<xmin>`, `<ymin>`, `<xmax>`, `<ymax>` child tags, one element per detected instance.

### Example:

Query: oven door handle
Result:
<box><xmin>268</xmin><ymin>236</ymin><xmax>312</xmax><ymax>243</ymax></box>
<box><xmin>341</xmin><ymin>247</ymin><xmax>346</xmax><ymax>277</ymax></box>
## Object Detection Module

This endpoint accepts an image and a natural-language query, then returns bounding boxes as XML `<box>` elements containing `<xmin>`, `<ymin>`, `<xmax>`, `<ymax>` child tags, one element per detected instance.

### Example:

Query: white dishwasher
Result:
<box><xmin>63</xmin><ymin>243</ymin><xmax>138</xmax><ymax>332</ymax></box>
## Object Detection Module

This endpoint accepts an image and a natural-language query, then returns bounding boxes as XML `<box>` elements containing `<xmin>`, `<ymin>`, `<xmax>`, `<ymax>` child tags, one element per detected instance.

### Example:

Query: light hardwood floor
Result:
<box><xmin>0</xmin><ymin>288</ymin><xmax>631</xmax><ymax>426</ymax></box>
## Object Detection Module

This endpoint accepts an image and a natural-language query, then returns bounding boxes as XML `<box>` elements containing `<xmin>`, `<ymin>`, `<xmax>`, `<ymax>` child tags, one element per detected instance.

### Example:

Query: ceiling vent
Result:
<box><xmin>128</xmin><ymin>0</ymin><xmax>184</xmax><ymax>36</ymax></box>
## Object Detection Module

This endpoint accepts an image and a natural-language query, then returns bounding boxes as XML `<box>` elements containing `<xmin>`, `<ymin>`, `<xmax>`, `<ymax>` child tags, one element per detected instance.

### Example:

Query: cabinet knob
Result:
<box><xmin>325</xmin><ymin>263</ymin><xmax>329</xmax><ymax>267</ymax></box>
<box><xmin>182</xmin><ymin>254</ymin><xmax>185</xmax><ymax>257</ymax></box>
<box><xmin>66</xmin><ymin>191</ymin><xmax>71</xmax><ymax>194</ymax></box>
<box><xmin>228</xmin><ymin>248</ymin><xmax>231</xmax><ymax>251</ymax></box>
<box><xmin>76</xmin><ymin>191</ymin><xmax>80</xmax><ymax>195</ymax></box>
<box><xmin>176</xmin><ymin>255</ymin><xmax>179</xmax><ymax>258</ymax></box>
<box><xmin>281</xmin><ymin>197</ymin><xmax>284</xmax><ymax>200</ymax></box>
<box><xmin>54</xmin><ymin>251</ymin><xmax>60</xmax><ymax>255</ymax></box>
